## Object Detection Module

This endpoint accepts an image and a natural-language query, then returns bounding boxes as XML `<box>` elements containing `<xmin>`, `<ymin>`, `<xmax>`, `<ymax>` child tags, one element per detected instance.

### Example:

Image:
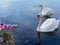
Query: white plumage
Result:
<box><xmin>37</xmin><ymin>18</ymin><xmax>59</xmax><ymax>32</ymax></box>
<box><xmin>39</xmin><ymin>8</ymin><xmax>53</xmax><ymax>16</ymax></box>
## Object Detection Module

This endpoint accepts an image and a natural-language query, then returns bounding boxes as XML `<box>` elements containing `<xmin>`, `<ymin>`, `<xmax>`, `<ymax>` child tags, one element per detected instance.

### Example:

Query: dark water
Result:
<box><xmin>0</xmin><ymin>0</ymin><xmax>60</xmax><ymax>45</ymax></box>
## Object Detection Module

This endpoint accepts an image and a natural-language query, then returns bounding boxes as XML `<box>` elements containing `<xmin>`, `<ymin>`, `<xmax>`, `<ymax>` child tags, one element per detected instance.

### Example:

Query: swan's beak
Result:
<box><xmin>37</xmin><ymin>15</ymin><xmax>43</xmax><ymax>18</ymax></box>
<box><xmin>37</xmin><ymin>15</ymin><xmax>40</xmax><ymax>18</ymax></box>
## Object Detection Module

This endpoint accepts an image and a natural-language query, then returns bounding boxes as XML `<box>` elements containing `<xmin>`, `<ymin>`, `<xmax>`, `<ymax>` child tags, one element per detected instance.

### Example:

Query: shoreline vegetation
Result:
<box><xmin>0</xmin><ymin>30</ymin><xmax>15</xmax><ymax>45</ymax></box>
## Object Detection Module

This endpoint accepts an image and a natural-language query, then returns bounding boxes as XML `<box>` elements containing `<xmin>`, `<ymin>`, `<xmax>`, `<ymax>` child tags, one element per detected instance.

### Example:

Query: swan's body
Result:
<box><xmin>37</xmin><ymin>18</ymin><xmax>59</xmax><ymax>32</ymax></box>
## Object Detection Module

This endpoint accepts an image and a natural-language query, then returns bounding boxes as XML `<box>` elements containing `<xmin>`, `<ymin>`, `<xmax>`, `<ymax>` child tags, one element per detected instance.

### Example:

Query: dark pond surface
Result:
<box><xmin>0</xmin><ymin>0</ymin><xmax>60</xmax><ymax>45</ymax></box>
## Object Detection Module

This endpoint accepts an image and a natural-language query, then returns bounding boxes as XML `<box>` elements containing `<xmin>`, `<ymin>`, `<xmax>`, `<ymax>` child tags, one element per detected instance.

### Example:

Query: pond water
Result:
<box><xmin>0</xmin><ymin>0</ymin><xmax>60</xmax><ymax>45</ymax></box>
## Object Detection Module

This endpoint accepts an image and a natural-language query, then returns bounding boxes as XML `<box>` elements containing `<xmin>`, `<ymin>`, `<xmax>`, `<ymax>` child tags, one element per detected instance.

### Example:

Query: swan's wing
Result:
<box><xmin>42</xmin><ymin>8</ymin><xmax>53</xmax><ymax>16</ymax></box>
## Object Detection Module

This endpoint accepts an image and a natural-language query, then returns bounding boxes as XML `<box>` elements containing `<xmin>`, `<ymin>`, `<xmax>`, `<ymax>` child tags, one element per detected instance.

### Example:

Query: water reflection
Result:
<box><xmin>43</xmin><ymin>29</ymin><xmax>58</xmax><ymax>37</ymax></box>
<box><xmin>43</xmin><ymin>32</ymin><xmax>55</xmax><ymax>37</ymax></box>
<box><xmin>0</xmin><ymin>0</ymin><xmax>10</xmax><ymax>10</ymax></box>
<box><xmin>36</xmin><ymin>29</ymin><xmax>58</xmax><ymax>45</ymax></box>
<box><xmin>36</xmin><ymin>42</ymin><xmax>40</xmax><ymax>45</ymax></box>
<box><xmin>36</xmin><ymin>32</ymin><xmax>41</xmax><ymax>45</ymax></box>
<box><xmin>0</xmin><ymin>0</ymin><xmax>10</xmax><ymax>18</ymax></box>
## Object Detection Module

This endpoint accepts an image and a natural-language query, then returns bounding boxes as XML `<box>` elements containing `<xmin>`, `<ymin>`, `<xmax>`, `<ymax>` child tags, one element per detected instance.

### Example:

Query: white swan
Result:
<box><xmin>37</xmin><ymin>18</ymin><xmax>59</xmax><ymax>32</ymax></box>
<box><xmin>39</xmin><ymin>8</ymin><xmax>53</xmax><ymax>17</ymax></box>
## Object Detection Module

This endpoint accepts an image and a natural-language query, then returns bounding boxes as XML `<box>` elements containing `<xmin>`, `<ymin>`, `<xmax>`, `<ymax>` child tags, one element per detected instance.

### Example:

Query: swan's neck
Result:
<box><xmin>37</xmin><ymin>18</ymin><xmax>43</xmax><ymax>32</ymax></box>
<box><xmin>37</xmin><ymin>5</ymin><xmax>43</xmax><ymax>32</ymax></box>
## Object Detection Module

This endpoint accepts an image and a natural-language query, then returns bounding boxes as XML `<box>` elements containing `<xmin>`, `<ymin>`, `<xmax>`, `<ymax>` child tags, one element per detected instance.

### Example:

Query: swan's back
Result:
<box><xmin>42</xmin><ymin>8</ymin><xmax>53</xmax><ymax>16</ymax></box>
